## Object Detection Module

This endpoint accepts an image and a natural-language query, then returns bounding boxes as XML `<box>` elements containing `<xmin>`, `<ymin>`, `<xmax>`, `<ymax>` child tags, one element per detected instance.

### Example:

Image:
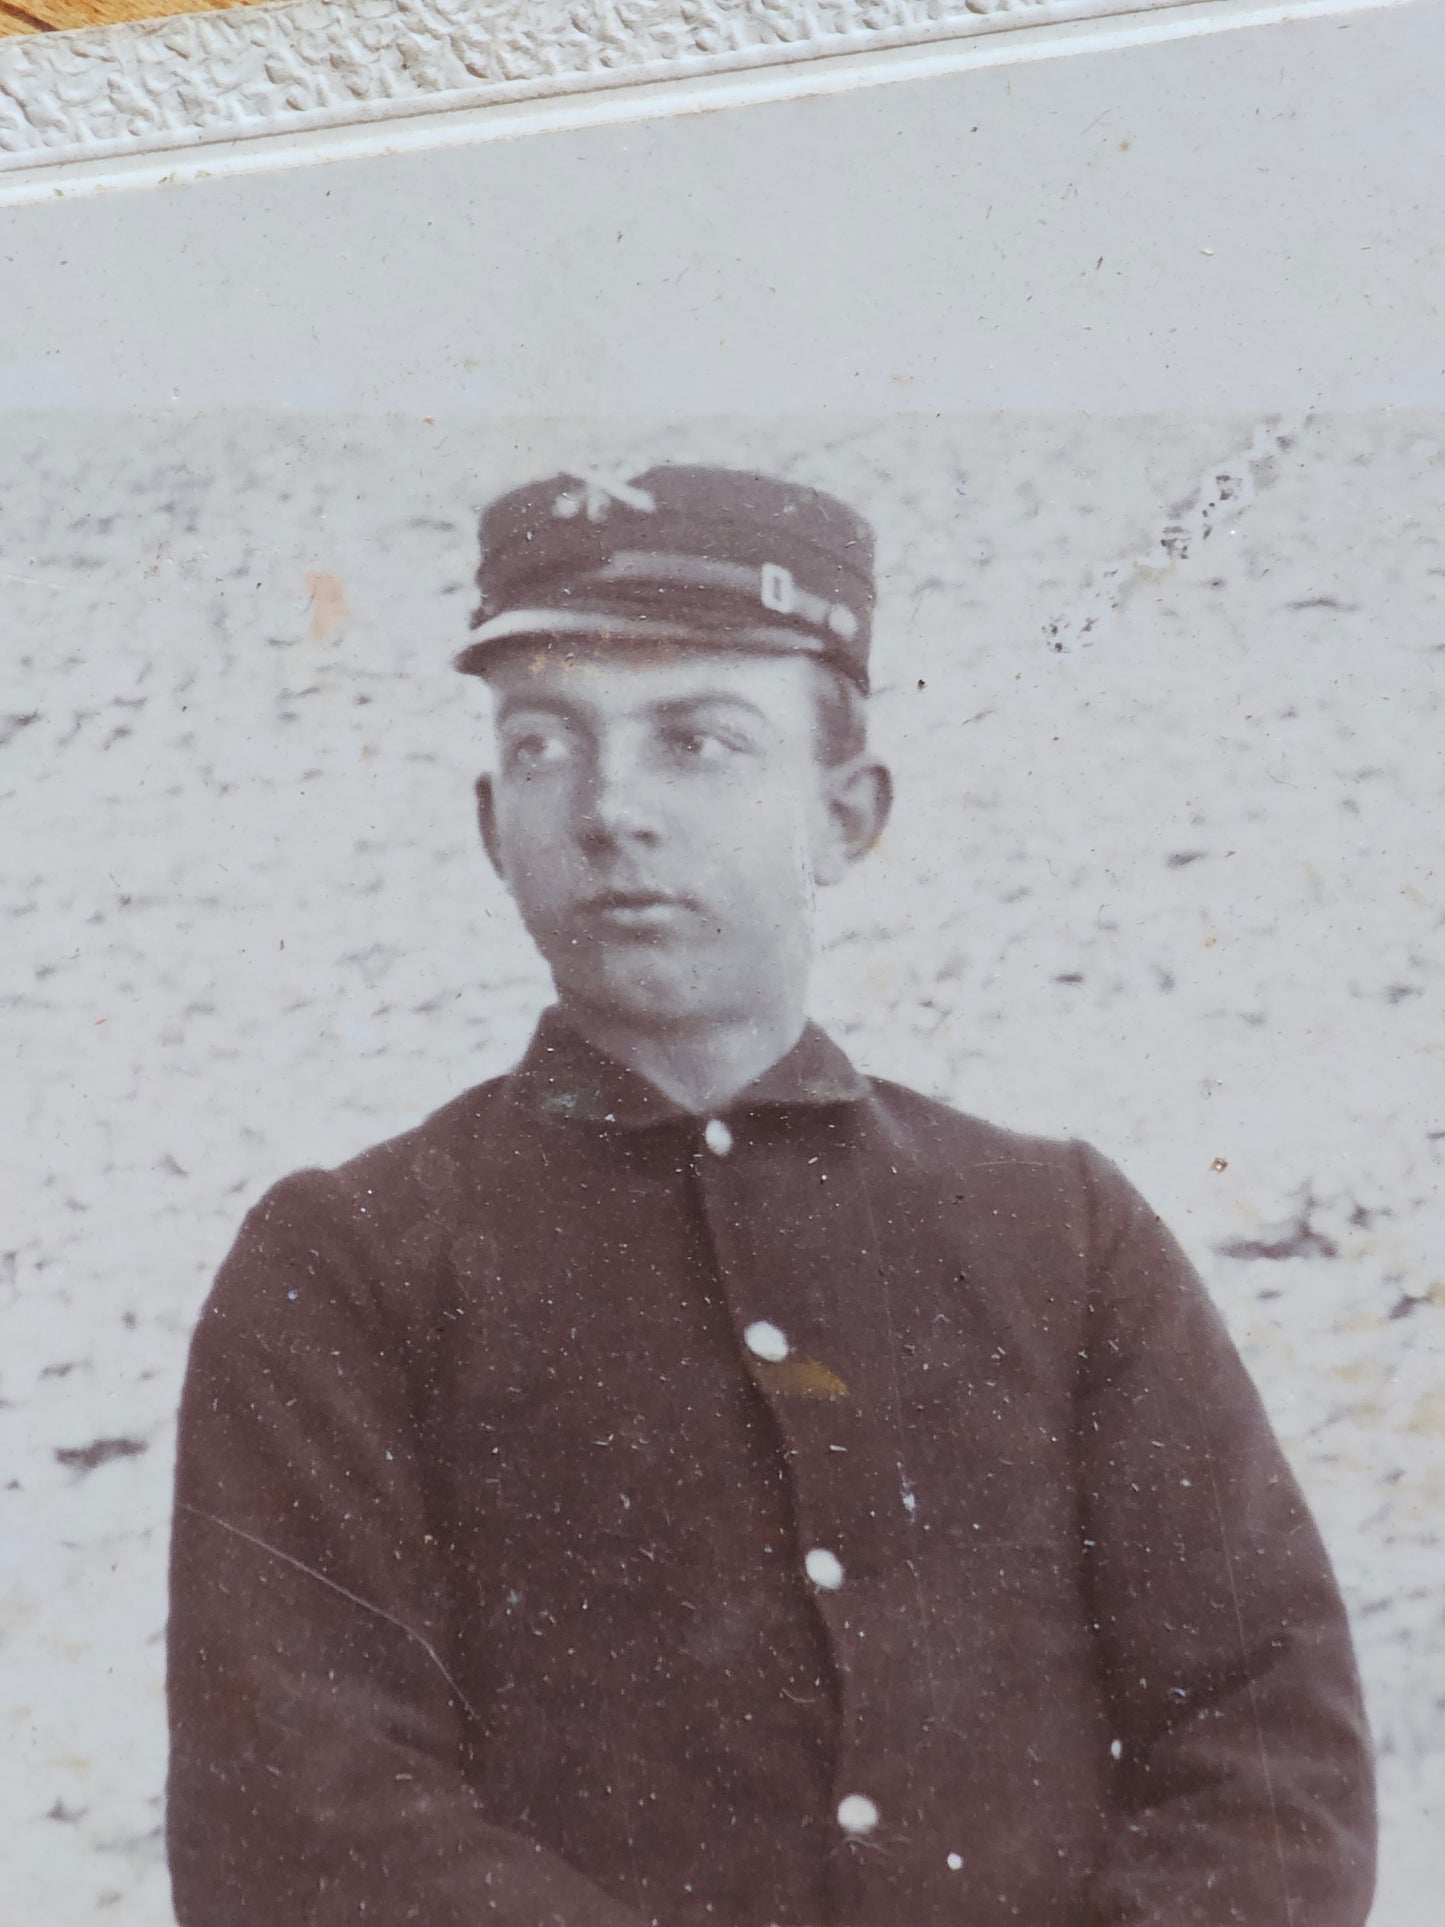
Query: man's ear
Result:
<box><xmin>814</xmin><ymin>758</ymin><xmax>893</xmax><ymax>887</ymax></box>
<box><xmin>475</xmin><ymin>774</ymin><xmax>505</xmax><ymax>879</ymax></box>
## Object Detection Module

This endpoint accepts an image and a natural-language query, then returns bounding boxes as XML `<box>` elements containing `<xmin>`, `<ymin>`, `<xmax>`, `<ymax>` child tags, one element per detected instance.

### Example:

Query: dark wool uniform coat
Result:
<box><xmin>167</xmin><ymin>1011</ymin><xmax>1375</xmax><ymax>1927</ymax></box>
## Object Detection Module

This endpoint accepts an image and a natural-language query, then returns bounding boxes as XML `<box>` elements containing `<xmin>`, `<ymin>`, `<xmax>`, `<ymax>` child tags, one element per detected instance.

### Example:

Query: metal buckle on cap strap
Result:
<box><xmin>761</xmin><ymin>561</ymin><xmax>858</xmax><ymax>640</ymax></box>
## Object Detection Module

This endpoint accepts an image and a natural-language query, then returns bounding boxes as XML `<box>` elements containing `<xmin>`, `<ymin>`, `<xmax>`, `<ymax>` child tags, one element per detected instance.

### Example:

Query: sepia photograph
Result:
<box><xmin>2</xmin><ymin>5</ymin><xmax>1443</xmax><ymax>1925</ymax></box>
<box><xmin>6</xmin><ymin>406</ymin><xmax>1440</xmax><ymax>1924</ymax></box>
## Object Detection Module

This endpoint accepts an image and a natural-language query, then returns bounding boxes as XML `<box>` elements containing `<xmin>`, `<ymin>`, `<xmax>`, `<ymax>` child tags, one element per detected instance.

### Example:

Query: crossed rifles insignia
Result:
<box><xmin>552</xmin><ymin>470</ymin><xmax>657</xmax><ymax>522</ymax></box>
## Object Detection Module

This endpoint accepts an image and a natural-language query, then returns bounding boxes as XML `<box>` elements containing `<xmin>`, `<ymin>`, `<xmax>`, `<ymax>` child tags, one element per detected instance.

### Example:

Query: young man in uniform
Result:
<box><xmin>167</xmin><ymin>464</ymin><xmax>1376</xmax><ymax>1927</ymax></box>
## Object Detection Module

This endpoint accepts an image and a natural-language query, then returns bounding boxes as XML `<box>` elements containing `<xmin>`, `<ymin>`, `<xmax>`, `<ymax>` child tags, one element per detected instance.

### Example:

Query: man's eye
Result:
<box><xmin>504</xmin><ymin>732</ymin><xmax>572</xmax><ymax>772</ymax></box>
<box><xmin>664</xmin><ymin>727</ymin><xmax>737</xmax><ymax>764</ymax></box>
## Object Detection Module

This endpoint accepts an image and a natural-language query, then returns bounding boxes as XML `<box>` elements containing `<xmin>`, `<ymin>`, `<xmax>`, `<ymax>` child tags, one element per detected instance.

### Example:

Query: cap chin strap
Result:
<box><xmin>591</xmin><ymin>551</ymin><xmax>862</xmax><ymax>643</ymax></box>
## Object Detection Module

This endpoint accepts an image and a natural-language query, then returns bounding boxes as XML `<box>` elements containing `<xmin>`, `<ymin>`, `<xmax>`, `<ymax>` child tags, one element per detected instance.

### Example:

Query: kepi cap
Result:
<box><xmin>455</xmin><ymin>463</ymin><xmax>876</xmax><ymax>692</ymax></box>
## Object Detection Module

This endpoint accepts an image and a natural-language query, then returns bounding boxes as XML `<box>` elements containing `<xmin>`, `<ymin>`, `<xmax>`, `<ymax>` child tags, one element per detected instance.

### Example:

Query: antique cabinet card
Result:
<box><xmin>2</xmin><ymin>2</ymin><xmax>1442</xmax><ymax>1922</ymax></box>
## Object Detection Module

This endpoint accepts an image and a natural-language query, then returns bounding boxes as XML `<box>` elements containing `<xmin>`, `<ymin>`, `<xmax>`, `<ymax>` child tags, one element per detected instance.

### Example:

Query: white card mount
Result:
<box><xmin>0</xmin><ymin>0</ymin><xmax>1390</xmax><ymax>187</ymax></box>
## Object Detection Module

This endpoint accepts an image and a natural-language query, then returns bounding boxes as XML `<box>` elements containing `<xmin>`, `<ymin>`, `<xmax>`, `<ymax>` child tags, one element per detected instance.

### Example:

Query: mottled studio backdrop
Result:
<box><xmin>3</xmin><ymin>413</ymin><xmax>1442</xmax><ymax>1921</ymax></box>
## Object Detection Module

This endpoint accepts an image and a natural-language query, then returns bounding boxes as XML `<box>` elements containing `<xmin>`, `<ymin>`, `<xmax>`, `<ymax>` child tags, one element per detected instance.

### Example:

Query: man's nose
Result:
<box><xmin>577</xmin><ymin>740</ymin><xmax>662</xmax><ymax>847</ymax></box>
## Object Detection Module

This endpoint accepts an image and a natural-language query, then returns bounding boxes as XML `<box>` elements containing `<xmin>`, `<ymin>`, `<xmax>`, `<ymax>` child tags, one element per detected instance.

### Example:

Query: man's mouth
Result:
<box><xmin>580</xmin><ymin>888</ymin><xmax>697</xmax><ymax>931</ymax></box>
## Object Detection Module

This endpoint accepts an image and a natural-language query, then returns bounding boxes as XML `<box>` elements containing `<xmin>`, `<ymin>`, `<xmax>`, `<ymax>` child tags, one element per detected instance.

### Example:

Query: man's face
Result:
<box><xmin>478</xmin><ymin>646</ymin><xmax>871</xmax><ymax>1032</ymax></box>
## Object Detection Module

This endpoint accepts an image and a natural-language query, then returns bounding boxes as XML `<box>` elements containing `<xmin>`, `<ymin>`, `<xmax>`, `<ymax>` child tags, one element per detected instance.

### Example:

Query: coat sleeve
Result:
<box><xmin>166</xmin><ymin>1171</ymin><xmax>652</xmax><ymax>1927</ymax></box>
<box><xmin>1071</xmin><ymin>1143</ymin><xmax>1376</xmax><ymax>1927</ymax></box>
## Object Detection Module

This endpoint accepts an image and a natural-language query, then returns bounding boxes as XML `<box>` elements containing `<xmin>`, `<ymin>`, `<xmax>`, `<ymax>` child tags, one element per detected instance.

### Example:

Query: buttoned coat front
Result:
<box><xmin>167</xmin><ymin>1014</ymin><xmax>1375</xmax><ymax>1927</ymax></box>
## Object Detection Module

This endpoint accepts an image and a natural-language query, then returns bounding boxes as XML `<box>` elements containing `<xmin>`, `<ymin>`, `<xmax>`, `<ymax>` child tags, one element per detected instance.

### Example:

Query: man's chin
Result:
<box><xmin>552</xmin><ymin>957</ymin><xmax>725</xmax><ymax>1033</ymax></box>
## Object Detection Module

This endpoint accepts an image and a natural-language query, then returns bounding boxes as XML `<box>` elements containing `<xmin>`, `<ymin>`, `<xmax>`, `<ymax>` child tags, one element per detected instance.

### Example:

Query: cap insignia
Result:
<box><xmin>552</xmin><ymin>470</ymin><xmax>658</xmax><ymax>523</ymax></box>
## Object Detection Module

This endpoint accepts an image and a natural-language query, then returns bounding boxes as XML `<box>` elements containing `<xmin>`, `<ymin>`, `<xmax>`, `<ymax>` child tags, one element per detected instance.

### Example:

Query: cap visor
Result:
<box><xmin>455</xmin><ymin>606</ymin><xmax>830</xmax><ymax>676</ymax></box>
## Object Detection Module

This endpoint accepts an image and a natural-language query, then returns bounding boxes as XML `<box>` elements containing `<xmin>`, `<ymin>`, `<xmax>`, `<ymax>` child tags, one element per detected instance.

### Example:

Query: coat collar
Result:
<box><xmin>509</xmin><ymin>1005</ymin><xmax>869</xmax><ymax>1129</ymax></box>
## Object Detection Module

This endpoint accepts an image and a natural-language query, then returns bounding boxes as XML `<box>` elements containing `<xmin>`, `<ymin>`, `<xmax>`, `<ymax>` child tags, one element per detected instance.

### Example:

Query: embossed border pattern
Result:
<box><xmin>0</xmin><ymin>0</ymin><xmax>1196</xmax><ymax>173</ymax></box>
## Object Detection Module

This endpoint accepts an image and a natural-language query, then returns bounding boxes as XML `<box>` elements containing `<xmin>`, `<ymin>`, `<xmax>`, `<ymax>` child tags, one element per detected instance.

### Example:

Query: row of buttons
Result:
<box><xmin>742</xmin><ymin>1318</ymin><xmax>845</xmax><ymax>1593</ymax></box>
<box><xmin>703</xmin><ymin>1120</ymin><xmax>883</xmax><ymax>1849</ymax></box>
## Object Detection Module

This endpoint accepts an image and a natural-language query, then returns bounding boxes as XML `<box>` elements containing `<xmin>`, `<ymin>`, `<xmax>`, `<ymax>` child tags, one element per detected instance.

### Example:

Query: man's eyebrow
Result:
<box><xmin>495</xmin><ymin>693</ymin><xmax>581</xmax><ymax>725</ymax></box>
<box><xmin>648</xmin><ymin>692</ymin><xmax>770</xmax><ymax>723</ymax></box>
<box><xmin>495</xmin><ymin>690</ymin><xmax>772</xmax><ymax>726</ymax></box>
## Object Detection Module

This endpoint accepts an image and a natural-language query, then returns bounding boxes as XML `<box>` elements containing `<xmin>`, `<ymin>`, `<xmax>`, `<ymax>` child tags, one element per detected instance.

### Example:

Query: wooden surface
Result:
<box><xmin>0</xmin><ymin>0</ymin><xmax>269</xmax><ymax>36</ymax></box>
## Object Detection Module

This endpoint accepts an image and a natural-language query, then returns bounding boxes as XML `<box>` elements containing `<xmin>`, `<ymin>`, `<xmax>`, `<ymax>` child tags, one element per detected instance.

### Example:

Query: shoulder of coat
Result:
<box><xmin>863</xmin><ymin>1074</ymin><xmax>1079</xmax><ymax>1176</ymax></box>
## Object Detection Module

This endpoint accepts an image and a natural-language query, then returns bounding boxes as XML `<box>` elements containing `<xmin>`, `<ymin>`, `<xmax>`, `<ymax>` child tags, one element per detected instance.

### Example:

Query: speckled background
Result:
<box><xmin>3</xmin><ymin>411</ymin><xmax>1442</xmax><ymax>1921</ymax></box>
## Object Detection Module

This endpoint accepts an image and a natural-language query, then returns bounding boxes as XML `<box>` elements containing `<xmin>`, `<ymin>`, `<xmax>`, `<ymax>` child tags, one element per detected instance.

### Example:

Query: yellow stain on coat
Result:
<box><xmin>753</xmin><ymin>1357</ymin><xmax>850</xmax><ymax>1400</ymax></box>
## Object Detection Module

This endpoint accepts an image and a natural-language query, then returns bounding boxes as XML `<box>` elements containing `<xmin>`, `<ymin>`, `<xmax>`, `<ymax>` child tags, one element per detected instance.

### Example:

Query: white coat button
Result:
<box><xmin>743</xmin><ymin>1320</ymin><xmax>790</xmax><ymax>1363</ymax></box>
<box><xmin>703</xmin><ymin>1118</ymin><xmax>733</xmax><ymax>1156</ymax></box>
<box><xmin>836</xmin><ymin>1794</ymin><xmax>879</xmax><ymax>1835</ymax></box>
<box><xmin>947</xmin><ymin>1852</ymin><xmax>963</xmax><ymax>1871</ymax></box>
<box><xmin>804</xmin><ymin>1547</ymin><xmax>845</xmax><ymax>1591</ymax></box>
